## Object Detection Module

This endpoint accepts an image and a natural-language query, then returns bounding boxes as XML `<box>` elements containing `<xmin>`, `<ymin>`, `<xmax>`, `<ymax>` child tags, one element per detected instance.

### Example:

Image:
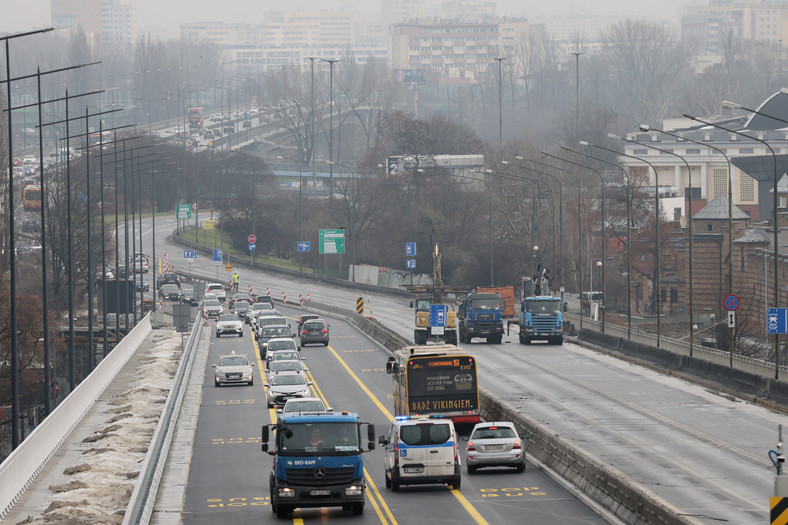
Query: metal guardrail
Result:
<box><xmin>569</xmin><ymin>313</ymin><xmax>788</xmax><ymax>377</ymax></box>
<box><xmin>0</xmin><ymin>315</ymin><xmax>152</xmax><ymax>521</ymax></box>
<box><xmin>122</xmin><ymin>311</ymin><xmax>203</xmax><ymax>525</ymax></box>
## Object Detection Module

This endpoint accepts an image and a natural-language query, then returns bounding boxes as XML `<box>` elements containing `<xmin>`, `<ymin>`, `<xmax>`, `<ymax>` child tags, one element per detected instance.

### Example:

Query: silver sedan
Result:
<box><xmin>465</xmin><ymin>421</ymin><xmax>525</xmax><ymax>473</ymax></box>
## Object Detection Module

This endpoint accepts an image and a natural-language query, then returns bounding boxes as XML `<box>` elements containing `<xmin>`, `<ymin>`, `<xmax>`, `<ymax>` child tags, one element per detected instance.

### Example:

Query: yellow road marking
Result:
<box><xmin>250</xmin><ymin>326</ymin><xmax>278</xmax><ymax>423</ymax></box>
<box><xmin>365</xmin><ymin>466</ymin><xmax>397</xmax><ymax>525</ymax></box>
<box><xmin>325</xmin><ymin>344</ymin><xmax>488</xmax><ymax>525</ymax></box>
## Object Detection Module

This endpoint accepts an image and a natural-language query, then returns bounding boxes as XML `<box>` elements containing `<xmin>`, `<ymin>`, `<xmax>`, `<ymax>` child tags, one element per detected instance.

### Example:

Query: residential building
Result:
<box><xmin>50</xmin><ymin>0</ymin><xmax>137</xmax><ymax>47</ymax></box>
<box><xmin>382</xmin><ymin>0</ymin><xmax>427</xmax><ymax>29</ymax></box>
<box><xmin>389</xmin><ymin>17</ymin><xmax>540</xmax><ymax>85</ymax></box>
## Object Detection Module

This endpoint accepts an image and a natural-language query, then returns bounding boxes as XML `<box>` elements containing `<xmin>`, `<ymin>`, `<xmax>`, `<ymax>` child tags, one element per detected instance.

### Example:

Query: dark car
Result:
<box><xmin>300</xmin><ymin>319</ymin><xmax>329</xmax><ymax>347</ymax></box>
<box><xmin>258</xmin><ymin>324</ymin><xmax>294</xmax><ymax>359</ymax></box>
<box><xmin>255</xmin><ymin>295</ymin><xmax>274</xmax><ymax>305</ymax></box>
<box><xmin>298</xmin><ymin>314</ymin><xmax>320</xmax><ymax>330</ymax></box>
<box><xmin>134</xmin><ymin>275</ymin><xmax>150</xmax><ymax>292</ymax></box>
<box><xmin>233</xmin><ymin>300</ymin><xmax>251</xmax><ymax>320</ymax></box>
<box><xmin>160</xmin><ymin>284</ymin><xmax>182</xmax><ymax>301</ymax></box>
<box><xmin>157</xmin><ymin>272</ymin><xmax>181</xmax><ymax>289</ymax></box>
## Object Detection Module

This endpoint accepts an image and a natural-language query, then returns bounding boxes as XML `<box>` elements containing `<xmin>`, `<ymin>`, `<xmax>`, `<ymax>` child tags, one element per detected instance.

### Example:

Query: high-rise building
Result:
<box><xmin>382</xmin><ymin>0</ymin><xmax>427</xmax><ymax>29</ymax></box>
<box><xmin>50</xmin><ymin>0</ymin><xmax>137</xmax><ymax>47</ymax></box>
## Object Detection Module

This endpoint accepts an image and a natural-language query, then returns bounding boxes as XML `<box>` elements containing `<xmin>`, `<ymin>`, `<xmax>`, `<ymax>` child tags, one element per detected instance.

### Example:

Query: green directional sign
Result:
<box><xmin>319</xmin><ymin>229</ymin><xmax>345</xmax><ymax>254</ymax></box>
<box><xmin>177</xmin><ymin>204</ymin><xmax>192</xmax><ymax>219</ymax></box>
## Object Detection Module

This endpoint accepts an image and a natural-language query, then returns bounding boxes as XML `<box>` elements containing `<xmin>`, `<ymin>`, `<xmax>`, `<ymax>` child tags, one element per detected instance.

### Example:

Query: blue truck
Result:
<box><xmin>457</xmin><ymin>291</ymin><xmax>504</xmax><ymax>344</ymax></box>
<box><xmin>262</xmin><ymin>411</ymin><xmax>376</xmax><ymax>519</ymax></box>
<box><xmin>518</xmin><ymin>295</ymin><xmax>564</xmax><ymax>344</ymax></box>
<box><xmin>509</xmin><ymin>267</ymin><xmax>564</xmax><ymax>345</ymax></box>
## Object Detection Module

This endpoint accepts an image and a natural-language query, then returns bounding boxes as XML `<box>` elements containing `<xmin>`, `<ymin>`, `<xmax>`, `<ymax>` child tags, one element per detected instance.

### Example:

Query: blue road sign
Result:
<box><xmin>429</xmin><ymin>304</ymin><xmax>448</xmax><ymax>327</ymax></box>
<box><xmin>183</xmin><ymin>250</ymin><xmax>197</xmax><ymax>259</ymax></box>
<box><xmin>249</xmin><ymin>243</ymin><xmax>256</xmax><ymax>251</ymax></box>
<box><xmin>406</xmin><ymin>258</ymin><xmax>416</xmax><ymax>269</ymax></box>
<box><xmin>406</xmin><ymin>242</ymin><xmax>417</xmax><ymax>257</ymax></box>
<box><xmin>298</xmin><ymin>241</ymin><xmax>310</xmax><ymax>252</ymax></box>
<box><xmin>213</xmin><ymin>249</ymin><xmax>223</xmax><ymax>262</ymax></box>
<box><xmin>767</xmin><ymin>308</ymin><xmax>788</xmax><ymax>334</ymax></box>
<box><xmin>724</xmin><ymin>294</ymin><xmax>739</xmax><ymax>311</ymax></box>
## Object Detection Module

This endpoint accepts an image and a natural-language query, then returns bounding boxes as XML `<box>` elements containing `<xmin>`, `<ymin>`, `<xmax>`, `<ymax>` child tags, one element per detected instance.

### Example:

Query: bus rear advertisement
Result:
<box><xmin>23</xmin><ymin>186</ymin><xmax>42</xmax><ymax>210</ymax></box>
<box><xmin>387</xmin><ymin>344</ymin><xmax>480</xmax><ymax>425</ymax></box>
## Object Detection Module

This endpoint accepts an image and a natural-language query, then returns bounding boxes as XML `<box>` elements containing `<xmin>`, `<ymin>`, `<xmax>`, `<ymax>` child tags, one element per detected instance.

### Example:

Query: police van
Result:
<box><xmin>378</xmin><ymin>416</ymin><xmax>461</xmax><ymax>491</ymax></box>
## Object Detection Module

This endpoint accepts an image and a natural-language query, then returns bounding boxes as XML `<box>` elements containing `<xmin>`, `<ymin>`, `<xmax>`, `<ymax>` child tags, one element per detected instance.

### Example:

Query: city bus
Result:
<box><xmin>386</xmin><ymin>344</ymin><xmax>480</xmax><ymax>425</ymax></box>
<box><xmin>188</xmin><ymin>107</ymin><xmax>203</xmax><ymax>129</ymax></box>
<box><xmin>23</xmin><ymin>185</ymin><xmax>42</xmax><ymax>210</ymax></box>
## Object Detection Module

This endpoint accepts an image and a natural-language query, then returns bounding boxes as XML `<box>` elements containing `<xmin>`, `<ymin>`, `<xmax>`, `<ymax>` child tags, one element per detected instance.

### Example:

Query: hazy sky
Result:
<box><xmin>2</xmin><ymin>0</ymin><xmax>691</xmax><ymax>35</ymax></box>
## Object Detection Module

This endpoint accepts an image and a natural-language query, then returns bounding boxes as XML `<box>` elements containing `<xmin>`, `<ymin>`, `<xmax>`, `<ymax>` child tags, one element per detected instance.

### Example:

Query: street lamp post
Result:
<box><xmin>494</xmin><ymin>57</ymin><xmax>506</xmax><ymax>156</ymax></box>
<box><xmin>584</xmin><ymin>140</ymin><xmax>663</xmax><ymax>346</ymax></box>
<box><xmin>639</xmin><ymin>123</ymin><xmax>736</xmax><ymax>360</ymax></box>
<box><xmin>686</xmin><ymin>109</ymin><xmax>781</xmax><ymax>374</ymax></box>
<box><xmin>571</xmin><ymin>51</ymin><xmax>583</xmax><ymax>140</ymax></box>
<box><xmin>279</xmin><ymin>155</ymin><xmax>304</xmax><ymax>272</ymax></box>
<box><xmin>561</xmin><ymin>144</ymin><xmax>630</xmax><ymax>338</ymax></box>
<box><xmin>328</xmin><ymin>160</ymin><xmax>357</xmax><ymax>281</ymax></box>
<box><xmin>306</xmin><ymin>57</ymin><xmax>317</xmax><ymax>187</ymax></box>
<box><xmin>611</xmin><ymin>132</ymin><xmax>694</xmax><ymax>348</ymax></box>
<box><xmin>542</xmin><ymin>150</ymin><xmax>606</xmax><ymax>332</ymax></box>
<box><xmin>321</xmin><ymin>58</ymin><xmax>339</xmax><ymax>198</ymax></box>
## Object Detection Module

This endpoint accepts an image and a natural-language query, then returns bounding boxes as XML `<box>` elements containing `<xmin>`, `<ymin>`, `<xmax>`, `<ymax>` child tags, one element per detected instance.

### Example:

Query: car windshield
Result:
<box><xmin>218</xmin><ymin>356</ymin><xmax>249</xmax><ymax>367</ymax></box>
<box><xmin>272</xmin><ymin>374</ymin><xmax>306</xmax><ymax>386</ymax></box>
<box><xmin>278</xmin><ymin>422</ymin><xmax>359</xmax><ymax>454</ymax></box>
<box><xmin>284</xmin><ymin>400</ymin><xmax>326</xmax><ymax>412</ymax></box>
<box><xmin>235</xmin><ymin>302</ymin><xmax>249</xmax><ymax>309</ymax></box>
<box><xmin>263</xmin><ymin>327</ymin><xmax>291</xmax><ymax>338</ymax></box>
<box><xmin>219</xmin><ymin>314</ymin><xmax>239</xmax><ymax>322</ymax></box>
<box><xmin>253</xmin><ymin>303</ymin><xmax>273</xmax><ymax>310</ymax></box>
<box><xmin>469</xmin><ymin>298</ymin><xmax>500</xmax><ymax>309</ymax></box>
<box><xmin>270</xmin><ymin>361</ymin><xmax>302</xmax><ymax>372</ymax></box>
<box><xmin>399</xmin><ymin>423</ymin><xmax>452</xmax><ymax>446</ymax></box>
<box><xmin>471</xmin><ymin>426</ymin><xmax>517</xmax><ymax>439</ymax></box>
<box><xmin>272</xmin><ymin>352</ymin><xmax>299</xmax><ymax>362</ymax></box>
<box><xmin>525</xmin><ymin>299</ymin><xmax>562</xmax><ymax>313</ymax></box>
<box><xmin>161</xmin><ymin>285</ymin><xmax>178</xmax><ymax>292</ymax></box>
<box><xmin>304</xmin><ymin>321</ymin><xmax>325</xmax><ymax>330</ymax></box>
<box><xmin>204</xmin><ymin>300</ymin><xmax>221</xmax><ymax>307</ymax></box>
<box><xmin>260</xmin><ymin>317</ymin><xmax>287</xmax><ymax>327</ymax></box>
<box><xmin>268</xmin><ymin>340</ymin><xmax>297</xmax><ymax>351</ymax></box>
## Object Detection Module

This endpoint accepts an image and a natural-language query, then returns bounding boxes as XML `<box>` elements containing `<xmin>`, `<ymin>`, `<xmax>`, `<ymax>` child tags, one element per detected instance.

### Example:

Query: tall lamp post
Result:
<box><xmin>571</xmin><ymin>51</ymin><xmax>583</xmax><ymax>140</ymax></box>
<box><xmin>504</xmin><ymin>159</ymin><xmax>564</xmax><ymax>292</ymax></box>
<box><xmin>328</xmin><ymin>160</ymin><xmax>358</xmax><ymax>281</ymax></box>
<box><xmin>639</xmin><ymin>123</ymin><xmax>736</xmax><ymax>360</ymax></box>
<box><xmin>279</xmin><ymin>155</ymin><xmax>304</xmax><ymax>272</ymax></box>
<box><xmin>542</xmin><ymin>150</ymin><xmax>606</xmax><ymax>332</ymax></box>
<box><xmin>610</xmin><ymin>132</ymin><xmax>694</xmax><ymax>348</ymax></box>
<box><xmin>583</xmin><ymin>140</ymin><xmax>663</xmax><ymax>346</ymax></box>
<box><xmin>306</xmin><ymin>57</ymin><xmax>318</xmax><ymax>187</ymax></box>
<box><xmin>321</xmin><ymin>58</ymin><xmax>339</xmax><ymax>198</ymax></box>
<box><xmin>686</xmin><ymin>108</ymin><xmax>781</xmax><ymax>375</ymax></box>
<box><xmin>493</xmin><ymin>57</ymin><xmax>506</xmax><ymax>156</ymax></box>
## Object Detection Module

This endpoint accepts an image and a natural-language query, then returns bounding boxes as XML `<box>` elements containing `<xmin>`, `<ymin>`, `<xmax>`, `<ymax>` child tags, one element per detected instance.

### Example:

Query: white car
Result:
<box><xmin>267</xmin><ymin>358</ymin><xmax>308</xmax><ymax>383</ymax></box>
<box><xmin>203</xmin><ymin>299</ymin><xmax>223</xmax><ymax>317</ymax></box>
<box><xmin>264</xmin><ymin>371</ymin><xmax>312</xmax><ymax>408</ymax></box>
<box><xmin>216</xmin><ymin>313</ymin><xmax>244</xmax><ymax>338</ymax></box>
<box><xmin>205</xmin><ymin>283</ymin><xmax>226</xmax><ymax>302</ymax></box>
<box><xmin>279</xmin><ymin>397</ymin><xmax>331</xmax><ymax>414</ymax></box>
<box><xmin>213</xmin><ymin>351</ymin><xmax>255</xmax><ymax>387</ymax></box>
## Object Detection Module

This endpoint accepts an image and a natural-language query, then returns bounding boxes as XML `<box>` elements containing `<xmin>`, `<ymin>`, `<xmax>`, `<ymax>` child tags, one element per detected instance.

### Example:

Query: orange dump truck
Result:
<box><xmin>476</xmin><ymin>286</ymin><xmax>515</xmax><ymax>319</ymax></box>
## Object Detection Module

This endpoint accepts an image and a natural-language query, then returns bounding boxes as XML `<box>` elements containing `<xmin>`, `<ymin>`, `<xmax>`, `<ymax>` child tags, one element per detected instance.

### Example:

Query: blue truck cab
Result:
<box><xmin>519</xmin><ymin>295</ymin><xmax>563</xmax><ymax>345</ymax></box>
<box><xmin>262</xmin><ymin>411</ymin><xmax>376</xmax><ymax>519</ymax></box>
<box><xmin>457</xmin><ymin>292</ymin><xmax>504</xmax><ymax>344</ymax></box>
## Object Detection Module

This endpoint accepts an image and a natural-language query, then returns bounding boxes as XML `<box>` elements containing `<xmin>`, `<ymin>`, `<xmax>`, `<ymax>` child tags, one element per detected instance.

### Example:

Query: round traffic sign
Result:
<box><xmin>248</xmin><ymin>234</ymin><xmax>256</xmax><ymax>243</ymax></box>
<box><xmin>723</xmin><ymin>294</ymin><xmax>739</xmax><ymax>311</ymax></box>
<box><xmin>249</xmin><ymin>243</ymin><xmax>256</xmax><ymax>251</ymax></box>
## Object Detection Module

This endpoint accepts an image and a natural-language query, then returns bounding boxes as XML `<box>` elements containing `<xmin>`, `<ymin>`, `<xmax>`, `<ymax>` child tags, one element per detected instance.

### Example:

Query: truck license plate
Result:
<box><xmin>310</xmin><ymin>489</ymin><xmax>330</xmax><ymax>496</ymax></box>
<box><xmin>404</xmin><ymin>466</ymin><xmax>423</xmax><ymax>473</ymax></box>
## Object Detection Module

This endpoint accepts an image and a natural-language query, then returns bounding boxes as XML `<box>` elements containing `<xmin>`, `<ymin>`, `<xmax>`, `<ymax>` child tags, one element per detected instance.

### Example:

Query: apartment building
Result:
<box><xmin>50</xmin><ymin>0</ymin><xmax>137</xmax><ymax>47</ymax></box>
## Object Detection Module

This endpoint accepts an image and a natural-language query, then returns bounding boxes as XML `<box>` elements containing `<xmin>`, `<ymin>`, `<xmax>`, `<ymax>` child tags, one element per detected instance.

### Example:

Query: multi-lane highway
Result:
<box><xmin>180</xmin><ymin>304</ymin><xmax>605</xmax><ymax>524</ymax></box>
<box><xmin>132</xmin><ymin>215</ymin><xmax>779</xmax><ymax>524</ymax></box>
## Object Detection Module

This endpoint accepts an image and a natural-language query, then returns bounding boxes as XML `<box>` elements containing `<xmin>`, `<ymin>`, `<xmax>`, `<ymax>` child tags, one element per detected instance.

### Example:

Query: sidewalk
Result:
<box><xmin>3</xmin><ymin>320</ymin><xmax>194</xmax><ymax>525</ymax></box>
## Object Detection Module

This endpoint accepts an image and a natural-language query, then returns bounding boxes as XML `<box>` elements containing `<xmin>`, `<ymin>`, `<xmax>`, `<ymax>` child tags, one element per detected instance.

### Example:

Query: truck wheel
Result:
<box><xmin>392</xmin><ymin>480</ymin><xmax>400</xmax><ymax>492</ymax></box>
<box><xmin>352</xmin><ymin>502</ymin><xmax>364</xmax><ymax>515</ymax></box>
<box><xmin>276</xmin><ymin>505</ymin><xmax>291</xmax><ymax>519</ymax></box>
<box><xmin>451</xmin><ymin>476</ymin><xmax>461</xmax><ymax>490</ymax></box>
<box><xmin>556</xmin><ymin>335</ymin><xmax>564</xmax><ymax>344</ymax></box>
<box><xmin>493</xmin><ymin>334</ymin><xmax>503</xmax><ymax>344</ymax></box>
